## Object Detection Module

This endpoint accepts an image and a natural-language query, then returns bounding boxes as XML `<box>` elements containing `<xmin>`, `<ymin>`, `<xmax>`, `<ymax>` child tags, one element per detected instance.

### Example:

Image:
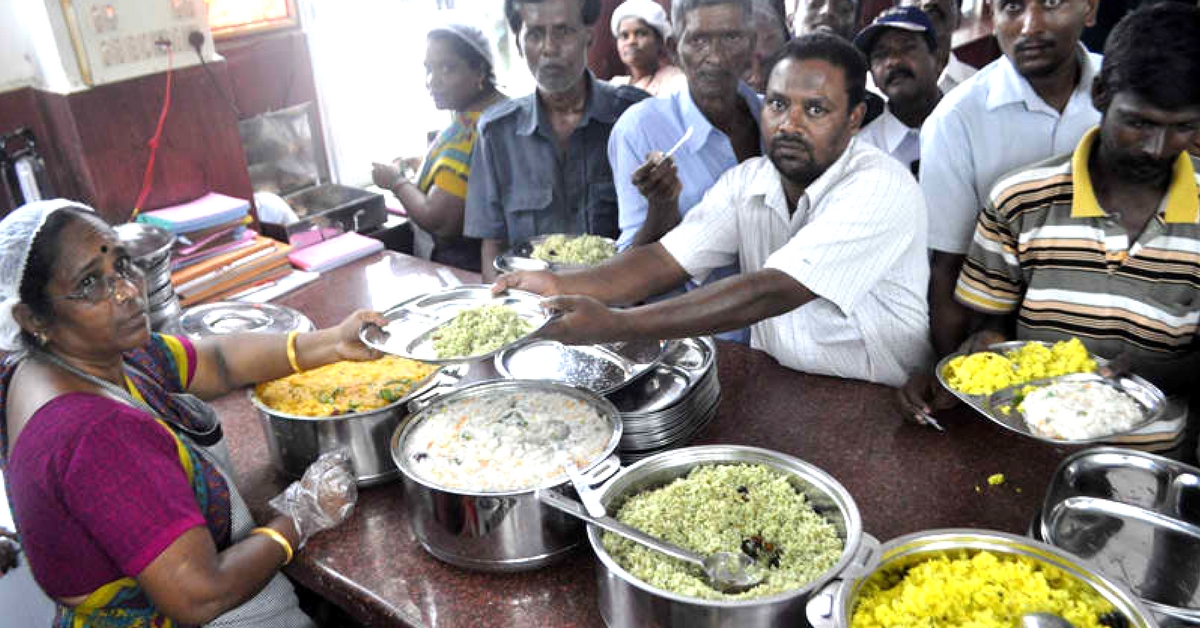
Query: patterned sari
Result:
<box><xmin>0</xmin><ymin>334</ymin><xmax>232</xmax><ymax>628</ymax></box>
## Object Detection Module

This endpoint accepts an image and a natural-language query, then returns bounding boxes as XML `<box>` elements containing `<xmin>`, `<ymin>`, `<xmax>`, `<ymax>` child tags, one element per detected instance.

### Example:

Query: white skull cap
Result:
<box><xmin>0</xmin><ymin>199</ymin><xmax>95</xmax><ymax>351</ymax></box>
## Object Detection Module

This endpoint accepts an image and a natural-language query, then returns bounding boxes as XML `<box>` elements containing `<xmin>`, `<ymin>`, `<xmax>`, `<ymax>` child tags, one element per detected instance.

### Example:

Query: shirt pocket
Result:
<box><xmin>503</xmin><ymin>186</ymin><xmax>553</xmax><ymax>243</ymax></box>
<box><xmin>586</xmin><ymin>182</ymin><xmax>619</xmax><ymax>239</ymax></box>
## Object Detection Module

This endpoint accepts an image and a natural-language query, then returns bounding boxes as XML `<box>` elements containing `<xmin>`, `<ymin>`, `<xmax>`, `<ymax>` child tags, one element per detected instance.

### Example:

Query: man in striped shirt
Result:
<box><xmin>496</xmin><ymin>34</ymin><xmax>932</xmax><ymax>386</ymax></box>
<box><xmin>906</xmin><ymin>4</ymin><xmax>1200</xmax><ymax>452</ymax></box>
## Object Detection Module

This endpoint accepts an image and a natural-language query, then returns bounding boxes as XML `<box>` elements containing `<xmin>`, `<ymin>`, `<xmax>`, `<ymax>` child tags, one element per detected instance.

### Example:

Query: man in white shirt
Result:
<box><xmin>898</xmin><ymin>0</ymin><xmax>976</xmax><ymax>93</ymax></box>
<box><xmin>901</xmin><ymin>0</ymin><xmax>1100</xmax><ymax>414</ymax></box>
<box><xmin>853</xmin><ymin>7</ymin><xmax>942</xmax><ymax>176</ymax></box>
<box><xmin>497</xmin><ymin>34</ymin><xmax>932</xmax><ymax>386</ymax></box>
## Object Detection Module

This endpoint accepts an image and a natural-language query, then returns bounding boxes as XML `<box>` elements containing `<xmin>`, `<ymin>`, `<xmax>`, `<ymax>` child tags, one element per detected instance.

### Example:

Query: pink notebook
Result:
<box><xmin>287</xmin><ymin>232</ymin><xmax>384</xmax><ymax>272</ymax></box>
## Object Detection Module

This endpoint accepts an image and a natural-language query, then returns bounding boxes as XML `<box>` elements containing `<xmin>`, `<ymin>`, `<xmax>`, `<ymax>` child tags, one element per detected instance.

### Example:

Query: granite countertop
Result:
<box><xmin>214</xmin><ymin>251</ymin><xmax>1083</xmax><ymax>627</ymax></box>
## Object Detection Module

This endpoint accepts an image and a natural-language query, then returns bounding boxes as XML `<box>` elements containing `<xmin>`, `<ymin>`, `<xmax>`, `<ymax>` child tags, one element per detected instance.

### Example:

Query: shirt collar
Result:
<box><xmin>517</xmin><ymin>71</ymin><xmax>610</xmax><ymax>137</ymax></box>
<box><xmin>678</xmin><ymin>81</ymin><xmax>763</xmax><ymax>154</ymax></box>
<box><xmin>1070</xmin><ymin>126</ymin><xmax>1200</xmax><ymax>224</ymax></box>
<box><xmin>749</xmin><ymin>137</ymin><xmax>857</xmax><ymax>219</ymax></box>
<box><xmin>877</xmin><ymin>106</ymin><xmax>919</xmax><ymax>154</ymax></box>
<box><xmin>986</xmin><ymin>43</ymin><xmax>1098</xmax><ymax>113</ymax></box>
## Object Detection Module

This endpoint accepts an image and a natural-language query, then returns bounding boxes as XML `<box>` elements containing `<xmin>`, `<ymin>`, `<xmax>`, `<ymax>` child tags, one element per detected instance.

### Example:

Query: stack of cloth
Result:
<box><xmin>138</xmin><ymin>193</ymin><xmax>295</xmax><ymax>306</ymax></box>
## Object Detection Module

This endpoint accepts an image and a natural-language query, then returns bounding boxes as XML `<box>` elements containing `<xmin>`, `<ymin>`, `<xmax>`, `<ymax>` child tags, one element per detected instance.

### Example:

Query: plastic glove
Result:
<box><xmin>269</xmin><ymin>449</ymin><xmax>358</xmax><ymax>549</ymax></box>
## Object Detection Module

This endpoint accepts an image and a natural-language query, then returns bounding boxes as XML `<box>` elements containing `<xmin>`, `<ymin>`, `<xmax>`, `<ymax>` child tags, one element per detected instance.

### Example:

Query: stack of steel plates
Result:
<box><xmin>607</xmin><ymin>337</ymin><xmax>719</xmax><ymax>462</ymax></box>
<box><xmin>116</xmin><ymin>223</ymin><xmax>181</xmax><ymax>334</ymax></box>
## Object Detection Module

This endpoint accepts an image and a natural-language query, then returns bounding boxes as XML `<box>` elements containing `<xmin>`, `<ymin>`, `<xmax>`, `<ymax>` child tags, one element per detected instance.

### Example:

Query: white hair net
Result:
<box><xmin>611</xmin><ymin>0</ymin><xmax>671</xmax><ymax>40</ymax></box>
<box><xmin>0</xmin><ymin>199</ymin><xmax>94</xmax><ymax>351</ymax></box>
<box><xmin>428</xmin><ymin>19</ymin><xmax>496</xmax><ymax>71</ymax></box>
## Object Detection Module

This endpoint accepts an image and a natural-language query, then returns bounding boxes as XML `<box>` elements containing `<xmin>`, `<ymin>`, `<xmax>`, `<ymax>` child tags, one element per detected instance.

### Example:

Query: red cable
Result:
<box><xmin>131</xmin><ymin>45</ymin><xmax>174</xmax><ymax>219</ymax></box>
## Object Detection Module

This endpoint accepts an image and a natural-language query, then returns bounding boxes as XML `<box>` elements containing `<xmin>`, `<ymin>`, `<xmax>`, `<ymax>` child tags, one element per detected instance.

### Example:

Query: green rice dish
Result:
<box><xmin>431</xmin><ymin>305</ymin><xmax>533</xmax><ymax>358</ymax></box>
<box><xmin>530</xmin><ymin>234</ymin><xmax>616</xmax><ymax>265</ymax></box>
<box><xmin>603</xmin><ymin>464</ymin><xmax>844</xmax><ymax>600</ymax></box>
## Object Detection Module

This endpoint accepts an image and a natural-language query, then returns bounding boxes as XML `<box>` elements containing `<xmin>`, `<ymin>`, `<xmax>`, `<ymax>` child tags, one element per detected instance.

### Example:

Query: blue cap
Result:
<box><xmin>853</xmin><ymin>7</ymin><xmax>938</xmax><ymax>56</ymax></box>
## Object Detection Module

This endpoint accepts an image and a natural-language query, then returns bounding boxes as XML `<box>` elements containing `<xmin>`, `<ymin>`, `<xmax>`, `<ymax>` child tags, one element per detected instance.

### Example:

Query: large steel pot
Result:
<box><xmin>586</xmin><ymin>445</ymin><xmax>864</xmax><ymax>628</ymax></box>
<box><xmin>250</xmin><ymin>367</ymin><xmax>449</xmax><ymax>486</ymax></box>
<box><xmin>391</xmin><ymin>380</ymin><xmax>623</xmax><ymax>572</ymax></box>
<box><xmin>806</xmin><ymin>528</ymin><xmax>1157</xmax><ymax>628</ymax></box>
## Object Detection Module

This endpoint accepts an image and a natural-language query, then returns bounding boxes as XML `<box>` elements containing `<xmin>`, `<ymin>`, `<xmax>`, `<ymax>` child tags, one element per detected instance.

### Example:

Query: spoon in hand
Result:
<box><xmin>536</xmin><ymin>489</ymin><xmax>764</xmax><ymax>593</ymax></box>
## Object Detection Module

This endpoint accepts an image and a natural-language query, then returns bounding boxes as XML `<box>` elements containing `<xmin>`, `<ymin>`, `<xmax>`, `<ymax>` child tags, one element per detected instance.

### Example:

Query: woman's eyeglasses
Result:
<box><xmin>51</xmin><ymin>258</ymin><xmax>145</xmax><ymax>304</ymax></box>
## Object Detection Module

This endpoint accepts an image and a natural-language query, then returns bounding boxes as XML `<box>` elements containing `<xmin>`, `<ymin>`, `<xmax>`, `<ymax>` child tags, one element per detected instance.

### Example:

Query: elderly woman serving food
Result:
<box><xmin>0</xmin><ymin>200</ymin><xmax>388</xmax><ymax>626</ymax></box>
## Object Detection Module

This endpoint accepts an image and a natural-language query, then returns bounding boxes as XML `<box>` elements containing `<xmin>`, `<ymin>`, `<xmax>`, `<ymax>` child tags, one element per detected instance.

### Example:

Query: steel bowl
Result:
<box><xmin>391</xmin><ymin>380</ymin><xmax>624</xmax><ymax>572</ymax></box>
<box><xmin>249</xmin><ymin>366</ymin><xmax>450</xmax><ymax>486</ymax></box>
<box><xmin>806</xmin><ymin>528</ymin><xmax>1157</xmax><ymax>628</ymax></box>
<box><xmin>586</xmin><ymin>445</ymin><xmax>864</xmax><ymax>628</ymax></box>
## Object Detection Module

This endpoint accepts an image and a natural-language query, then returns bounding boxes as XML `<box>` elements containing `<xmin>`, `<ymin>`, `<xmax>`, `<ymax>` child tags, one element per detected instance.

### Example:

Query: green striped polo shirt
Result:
<box><xmin>955</xmin><ymin>127</ymin><xmax>1200</xmax><ymax>361</ymax></box>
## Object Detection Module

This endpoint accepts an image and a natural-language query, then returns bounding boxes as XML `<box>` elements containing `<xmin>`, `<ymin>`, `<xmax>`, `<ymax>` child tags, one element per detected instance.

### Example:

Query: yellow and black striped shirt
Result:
<box><xmin>956</xmin><ymin>127</ymin><xmax>1200</xmax><ymax>359</ymax></box>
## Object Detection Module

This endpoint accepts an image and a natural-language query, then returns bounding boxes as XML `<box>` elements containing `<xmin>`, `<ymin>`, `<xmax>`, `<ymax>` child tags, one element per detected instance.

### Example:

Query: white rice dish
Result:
<box><xmin>1021</xmin><ymin>381</ymin><xmax>1145</xmax><ymax>440</ymax></box>
<box><xmin>403</xmin><ymin>389</ymin><xmax>613</xmax><ymax>492</ymax></box>
<box><xmin>603</xmin><ymin>464</ymin><xmax>844</xmax><ymax>600</ymax></box>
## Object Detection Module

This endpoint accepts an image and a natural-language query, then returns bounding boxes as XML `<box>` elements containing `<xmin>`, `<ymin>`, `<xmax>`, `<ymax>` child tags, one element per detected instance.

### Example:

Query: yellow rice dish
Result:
<box><xmin>255</xmin><ymin>356</ymin><xmax>438</xmax><ymax>417</ymax></box>
<box><xmin>851</xmin><ymin>550</ymin><xmax>1116</xmax><ymax>628</ymax></box>
<box><xmin>942</xmin><ymin>338</ymin><xmax>1096</xmax><ymax>396</ymax></box>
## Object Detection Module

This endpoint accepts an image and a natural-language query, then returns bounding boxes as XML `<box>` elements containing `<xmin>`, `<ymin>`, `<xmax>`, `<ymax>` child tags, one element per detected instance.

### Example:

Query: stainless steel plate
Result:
<box><xmin>935</xmin><ymin>341</ymin><xmax>1168</xmax><ymax>445</ymax></box>
<box><xmin>495</xmin><ymin>338</ymin><xmax>667</xmax><ymax>395</ymax></box>
<box><xmin>179</xmin><ymin>301</ymin><xmax>314</xmax><ymax>338</ymax></box>
<box><xmin>1039</xmin><ymin>448</ymin><xmax>1200</xmax><ymax>621</ymax></box>
<box><xmin>360</xmin><ymin>285</ymin><xmax>555</xmax><ymax>364</ymax></box>
<box><xmin>611</xmin><ymin>337</ymin><xmax>714</xmax><ymax>415</ymax></box>
<box><xmin>493</xmin><ymin>234</ymin><xmax>617</xmax><ymax>274</ymax></box>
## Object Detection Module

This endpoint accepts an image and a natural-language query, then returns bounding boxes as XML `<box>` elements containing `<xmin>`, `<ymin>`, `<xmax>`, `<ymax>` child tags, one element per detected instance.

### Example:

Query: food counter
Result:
<box><xmin>211</xmin><ymin>251</ymin><xmax>1082</xmax><ymax>627</ymax></box>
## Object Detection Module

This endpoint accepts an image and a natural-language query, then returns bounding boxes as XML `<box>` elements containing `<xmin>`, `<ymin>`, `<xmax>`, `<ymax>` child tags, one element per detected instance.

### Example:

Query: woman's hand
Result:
<box><xmin>269</xmin><ymin>449</ymin><xmax>358</xmax><ymax>549</ymax></box>
<box><xmin>328</xmin><ymin>310</ymin><xmax>388</xmax><ymax>362</ymax></box>
<box><xmin>371</xmin><ymin>162</ymin><xmax>403</xmax><ymax>189</ymax></box>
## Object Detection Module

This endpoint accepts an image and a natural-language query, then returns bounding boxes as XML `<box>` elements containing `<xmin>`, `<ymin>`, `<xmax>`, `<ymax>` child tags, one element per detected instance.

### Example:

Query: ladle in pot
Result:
<box><xmin>536</xmin><ymin>489</ymin><xmax>764</xmax><ymax>594</ymax></box>
<box><xmin>1021</xmin><ymin>613</ymin><xmax>1076</xmax><ymax>628</ymax></box>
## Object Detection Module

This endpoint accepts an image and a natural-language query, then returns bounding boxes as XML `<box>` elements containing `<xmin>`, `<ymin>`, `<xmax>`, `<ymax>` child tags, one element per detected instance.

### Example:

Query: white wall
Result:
<box><xmin>0</xmin><ymin>0</ymin><xmax>41</xmax><ymax>92</ymax></box>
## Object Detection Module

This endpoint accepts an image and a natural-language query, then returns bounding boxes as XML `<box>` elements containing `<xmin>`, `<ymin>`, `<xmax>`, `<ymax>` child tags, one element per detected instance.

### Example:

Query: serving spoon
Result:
<box><xmin>1022</xmin><ymin>612</ymin><xmax>1076</xmax><ymax>628</ymax></box>
<box><xmin>536</xmin><ymin>489</ymin><xmax>764</xmax><ymax>594</ymax></box>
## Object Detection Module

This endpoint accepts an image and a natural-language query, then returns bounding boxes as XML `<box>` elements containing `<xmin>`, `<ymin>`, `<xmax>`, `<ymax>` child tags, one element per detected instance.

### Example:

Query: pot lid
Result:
<box><xmin>115</xmin><ymin>223</ymin><xmax>174</xmax><ymax>261</ymax></box>
<box><xmin>179</xmin><ymin>302</ymin><xmax>314</xmax><ymax>339</ymax></box>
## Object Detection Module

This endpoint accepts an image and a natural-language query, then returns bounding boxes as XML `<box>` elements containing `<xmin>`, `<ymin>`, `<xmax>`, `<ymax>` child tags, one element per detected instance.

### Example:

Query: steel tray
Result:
<box><xmin>494</xmin><ymin>338</ymin><xmax>667</xmax><ymax>396</ymax></box>
<box><xmin>935</xmin><ymin>341</ymin><xmax>1167</xmax><ymax>445</ymax></box>
<box><xmin>1039</xmin><ymin>448</ymin><xmax>1200</xmax><ymax>622</ymax></box>
<box><xmin>493</xmin><ymin>234</ymin><xmax>617</xmax><ymax>274</ymax></box>
<box><xmin>360</xmin><ymin>285</ymin><xmax>555</xmax><ymax>364</ymax></box>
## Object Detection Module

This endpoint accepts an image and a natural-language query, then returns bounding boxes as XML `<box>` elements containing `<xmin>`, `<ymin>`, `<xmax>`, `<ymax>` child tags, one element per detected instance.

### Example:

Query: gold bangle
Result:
<box><xmin>251</xmin><ymin>526</ymin><xmax>294</xmax><ymax>566</ymax></box>
<box><xmin>286</xmin><ymin>331</ymin><xmax>302</xmax><ymax>374</ymax></box>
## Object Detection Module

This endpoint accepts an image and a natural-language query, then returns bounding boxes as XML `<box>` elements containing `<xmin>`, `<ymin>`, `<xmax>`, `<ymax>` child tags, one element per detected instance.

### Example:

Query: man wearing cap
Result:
<box><xmin>898</xmin><ymin>0</ymin><xmax>976</xmax><ymax>93</ymax></box>
<box><xmin>610</xmin><ymin>0</ymin><xmax>687</xmax><ymax>96</ymax></box>
<box><xmin>853</xmin><ymin>7</ymin><xmax>942</xmax><ymax>176</ymax></box>
<box><xmin>465</xmin><ymin>0</ymin><xmax>648</xmax><ymax>282</ymax></box>
<box><xmin>606</xmin><ymin>0</ymin><xmax>762</xmax><ymax>342</ymax></box>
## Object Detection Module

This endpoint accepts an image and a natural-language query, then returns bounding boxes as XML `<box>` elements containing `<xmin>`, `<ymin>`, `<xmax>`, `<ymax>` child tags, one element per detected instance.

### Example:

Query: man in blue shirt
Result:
<box><xmin>608</xmin><ymin>0</ymin><xmax>762</xmax><ymax>341</ymax></box>
<box><xmin>465</xmin><ymin>0</ymin><xmax>648</xmax><ymax>281</ymax></box>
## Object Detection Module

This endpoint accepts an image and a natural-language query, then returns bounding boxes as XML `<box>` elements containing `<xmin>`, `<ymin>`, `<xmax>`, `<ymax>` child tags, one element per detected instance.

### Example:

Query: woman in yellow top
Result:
<box><xmin>372</xmin><ymin>22</ymin><xmax>506</xmax><ymax>273</ymax></box>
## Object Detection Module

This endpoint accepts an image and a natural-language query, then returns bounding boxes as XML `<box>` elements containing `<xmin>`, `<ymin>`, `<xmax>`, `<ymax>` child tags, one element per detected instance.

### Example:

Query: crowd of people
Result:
<box><xmin>2</xmin><ymin>0</ymin><xmax>1200</xmax><ymax>623</ymax></box>
<box><xmin>387</xmin><ymin>0</ymin><xmax>1200</xmax><ymax>441</ymax></box>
